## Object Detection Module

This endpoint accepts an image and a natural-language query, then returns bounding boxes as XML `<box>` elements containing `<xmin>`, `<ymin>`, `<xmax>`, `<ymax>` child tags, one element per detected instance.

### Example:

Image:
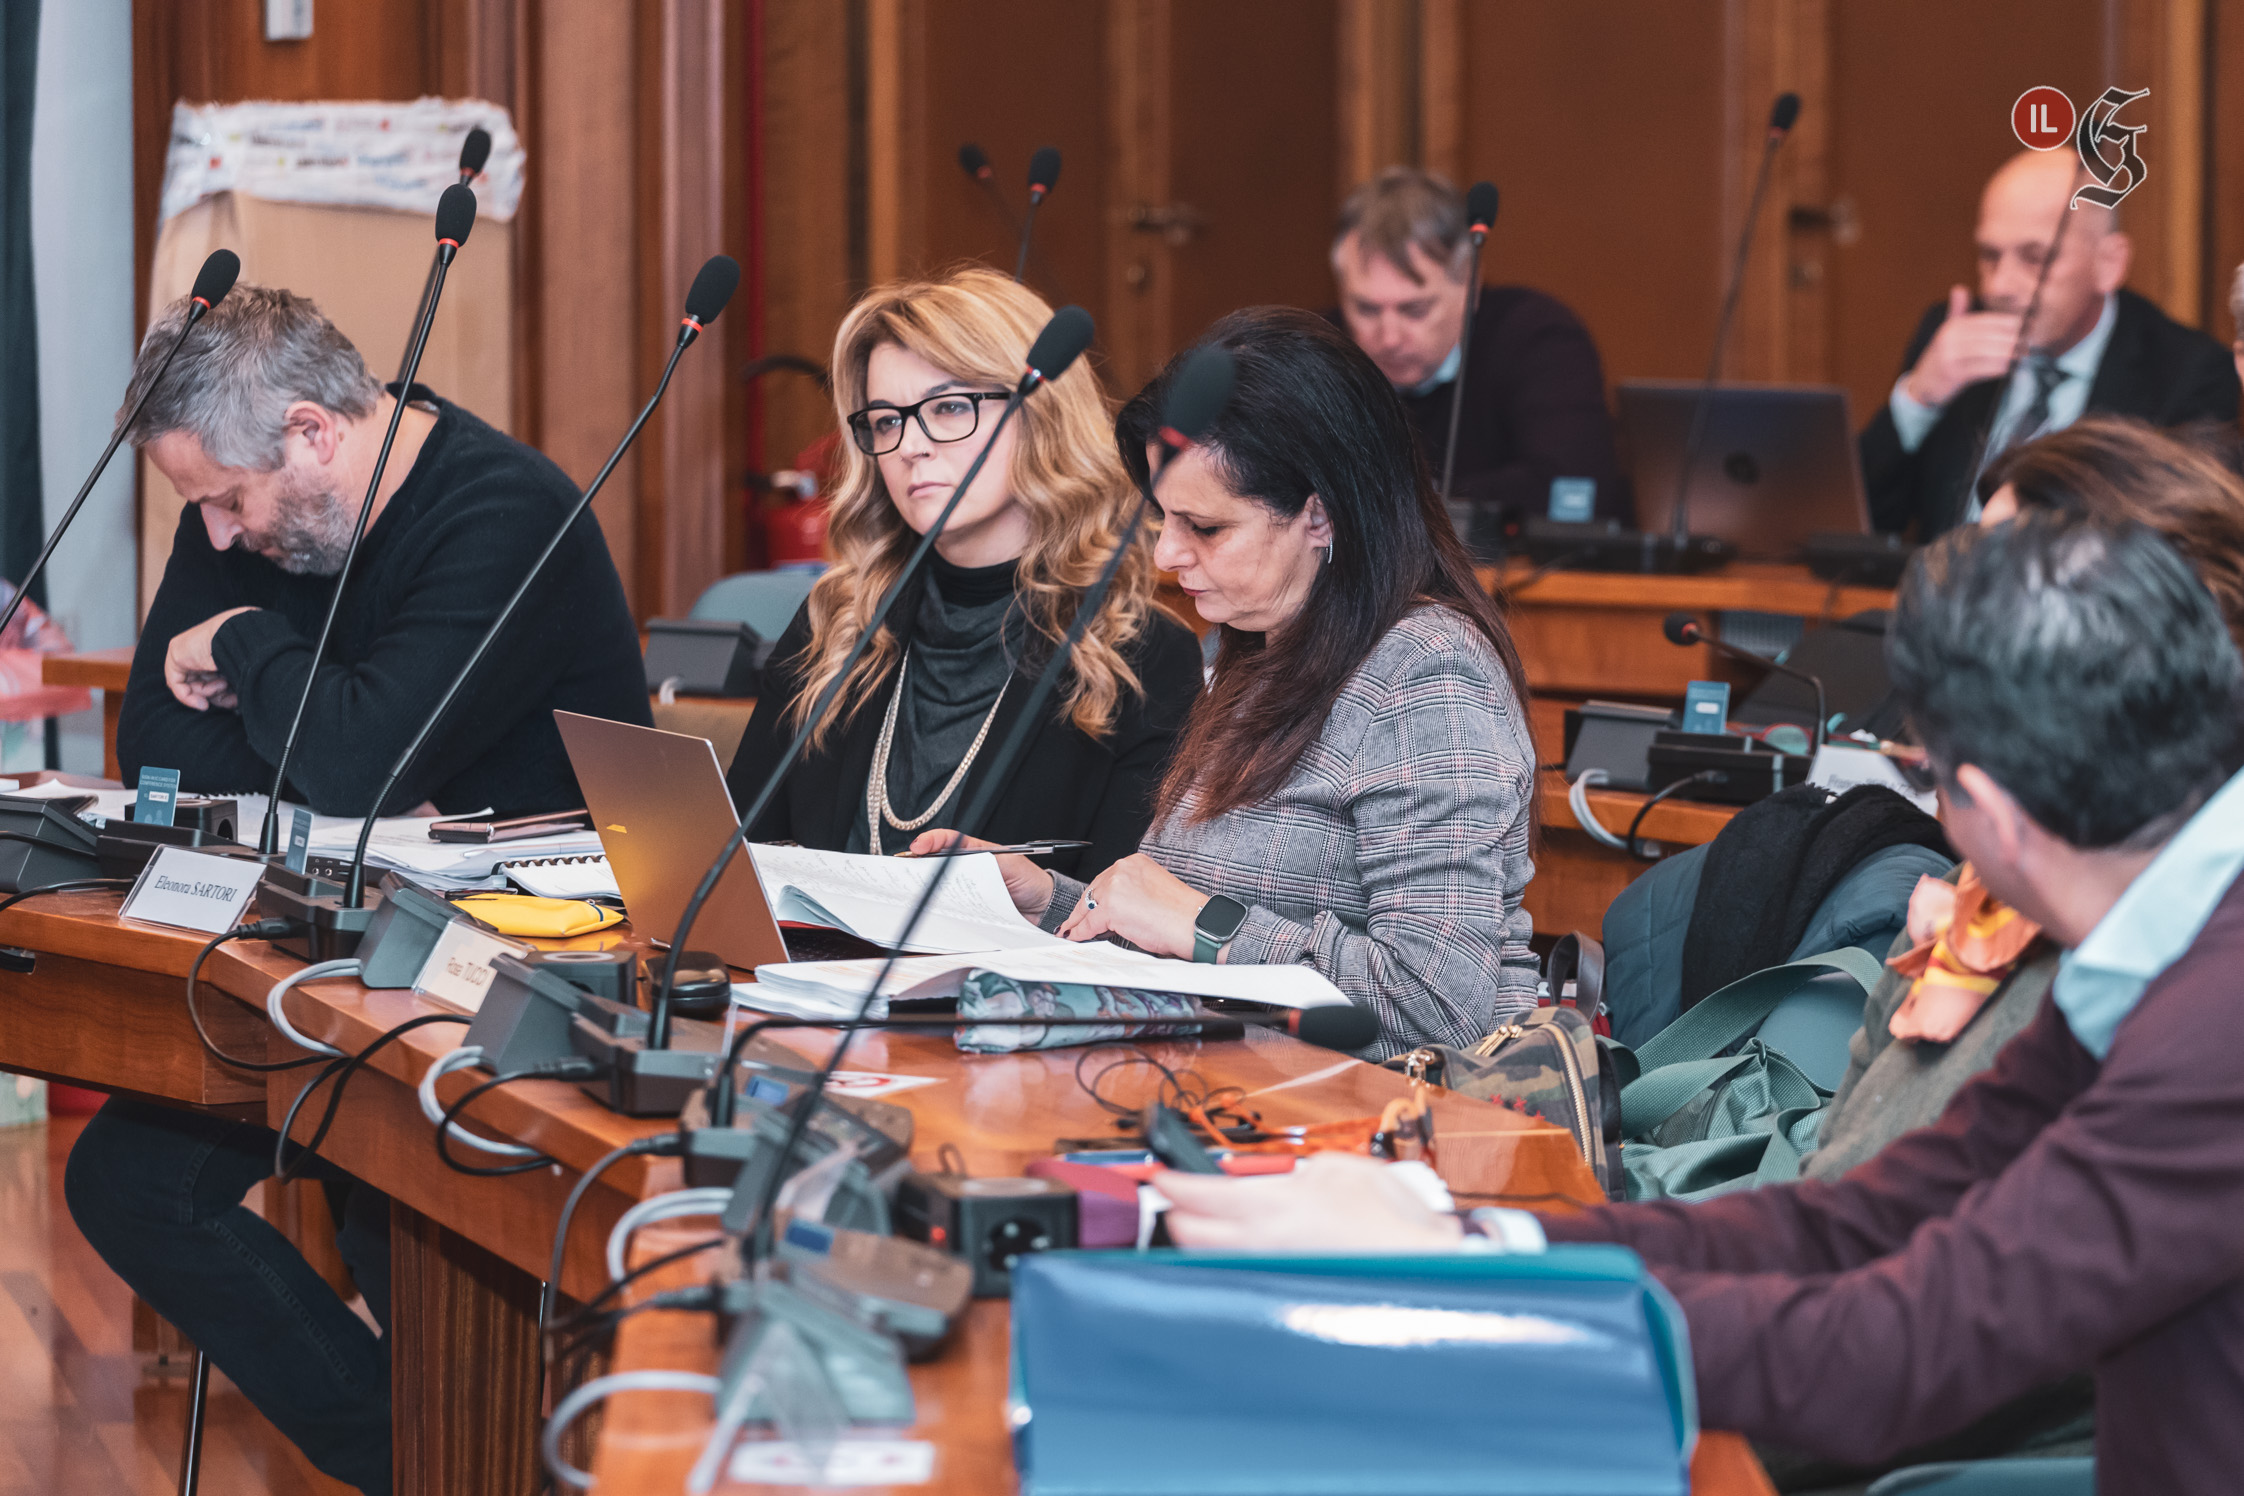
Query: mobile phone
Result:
<box><xmin>1139</xmin><ymin>1103</ymin><xmax>1226</xmax><ymax>1174</ymax></box>
<box><xmin>428</xmin><ymin>808</ymin><xmax>593</xmax><ymax>844</ymax></box>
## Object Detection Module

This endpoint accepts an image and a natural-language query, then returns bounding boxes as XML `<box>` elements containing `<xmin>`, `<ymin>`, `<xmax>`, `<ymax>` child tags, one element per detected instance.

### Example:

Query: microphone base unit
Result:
<box><xmin>1803</xmin><ymin>530</ymin><xmax>1917</xmax><ymax>589</ymax></box>
<box><xmin>1646</xmin><ymin>730</ymin><xmax>1810</xmax><ymax>805</ymax></box>
<box><xmin>1522</xmin><ymin>518</ymin><xmax>1734</xmax><ymax>575</ymax></box>
<box><xmin>569</xmin><ymin>1019</ymin><xmax>721</xmax><ymax>1116</ymax></box>
<box><xmin>254</xmin><ymin>883</ymin><xmax>377</xmax><ymax>963</ymax></box>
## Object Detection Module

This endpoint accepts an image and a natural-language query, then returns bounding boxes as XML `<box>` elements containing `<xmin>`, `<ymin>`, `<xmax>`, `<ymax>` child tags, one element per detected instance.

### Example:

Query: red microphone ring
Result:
<box><xmin>680</xmin><ymin>315</ymin><xmax>704</xmax><ymax>332</ymax></box>
<box><xmin>1157</xmin><ymin>426</ymin><xmax>1191</xmax><ymax>449</ymax></box>
<box><xmin>438</xmin><ymin>238</ymin><xmax>463</xmax><ymax>249</ymax></box>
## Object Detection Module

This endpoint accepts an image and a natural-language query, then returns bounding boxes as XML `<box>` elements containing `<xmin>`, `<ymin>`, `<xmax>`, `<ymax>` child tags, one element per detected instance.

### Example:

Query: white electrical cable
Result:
<box><xmin>416</xmin><ymin>1042</ymin><xmax>543</xmax><ymax>1158</ymax></box>
<box><xmin>264</xmin><ymin>959</ymin><xmax>361</xmax><ymax>1057</ymax></box>
<box><xmin>1566</xmin><ymin>769</ymin><xmax>1633</xmax><ymax>852</ymax></box>
<box><xmin>605</xmin><ymin>1188</ymin><xmax>736</xmax><ymax>1282</ymax></box>
<box><xmin>542</xmin><ymin>1371</ymin><xmax>720</xmax><ymax>1490</ymax></box>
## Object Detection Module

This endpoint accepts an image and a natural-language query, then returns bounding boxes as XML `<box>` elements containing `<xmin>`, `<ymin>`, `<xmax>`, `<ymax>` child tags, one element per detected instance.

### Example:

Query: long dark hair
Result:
<box><xmin>1120</xmin><ymin>306</ymin><xmax>1531</xmax><ymax>822</ymax></box>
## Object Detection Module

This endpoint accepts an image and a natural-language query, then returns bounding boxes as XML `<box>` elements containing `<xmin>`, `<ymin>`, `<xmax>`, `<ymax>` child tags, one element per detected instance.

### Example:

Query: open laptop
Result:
<box><xmin>553</xmin><ymin>710</ymin><xmax>851</xmax><ymax>971</ymax></box>
<box><xmin>1618</xmin><ymin>381</ymin><xmax>1869</xmax><ymax>560</ymax></box>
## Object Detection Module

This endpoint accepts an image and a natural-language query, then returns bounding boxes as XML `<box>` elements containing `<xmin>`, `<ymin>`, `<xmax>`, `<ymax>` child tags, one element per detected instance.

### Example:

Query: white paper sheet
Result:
<box><xmin>747</xmin><ymin>844</ymin><xmax>1065</xmax><ymax>954</ymax></box>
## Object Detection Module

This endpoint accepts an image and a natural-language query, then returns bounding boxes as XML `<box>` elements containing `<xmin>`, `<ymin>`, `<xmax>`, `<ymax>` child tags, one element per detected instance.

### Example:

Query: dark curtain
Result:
<box><xmin>0</xmin><ymin>0</ymin><xmax>42</xmax><ymax>606</ymax></box>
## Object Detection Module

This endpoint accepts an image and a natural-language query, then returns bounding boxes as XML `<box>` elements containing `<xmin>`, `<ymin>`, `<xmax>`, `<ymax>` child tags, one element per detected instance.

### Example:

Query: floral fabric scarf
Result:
<box><xmin>1885</xmin><ymin>866</ymin><xmax>2044</xmax><ymax>1044</ymax></box>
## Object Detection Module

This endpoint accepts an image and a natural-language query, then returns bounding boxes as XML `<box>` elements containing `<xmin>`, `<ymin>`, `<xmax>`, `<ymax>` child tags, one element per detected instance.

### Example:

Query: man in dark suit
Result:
<box><xmin>1329</xmin><ymin>168</ymin><xmax>1624</xmax><ymax>542</ymax></box>
<box><xmin>1861</xmin><ymin>148</ymin><xmax>2238</xmax><ymax>538</ymax></box>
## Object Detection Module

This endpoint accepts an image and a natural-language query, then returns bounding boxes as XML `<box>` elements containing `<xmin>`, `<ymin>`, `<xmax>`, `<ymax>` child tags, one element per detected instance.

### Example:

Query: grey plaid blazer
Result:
<box><xmin>1045</xmin><ymin>604</ymin><xmax>1539</xmax><ymax>1058</ymax></box>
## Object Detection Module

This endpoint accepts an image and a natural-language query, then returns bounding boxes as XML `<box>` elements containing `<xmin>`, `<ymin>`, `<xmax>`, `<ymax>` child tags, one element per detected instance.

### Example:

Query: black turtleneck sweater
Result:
<box><xmin>847</xmin><ymin>553</ymin><xmax>1025</xmax><ymax>854</ymax></box>
<box><xmin>725</xmin><ymin>554</ymin><xmax>1205</xmax><ymax>881</ymax></box>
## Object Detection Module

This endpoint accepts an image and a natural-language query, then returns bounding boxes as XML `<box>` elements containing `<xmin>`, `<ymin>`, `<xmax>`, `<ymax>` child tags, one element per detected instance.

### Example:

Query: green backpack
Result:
<box><xmin>1613</xmin><ymin>948</ymin><xmax>1886</xmax><ymax>1201</ymax></box>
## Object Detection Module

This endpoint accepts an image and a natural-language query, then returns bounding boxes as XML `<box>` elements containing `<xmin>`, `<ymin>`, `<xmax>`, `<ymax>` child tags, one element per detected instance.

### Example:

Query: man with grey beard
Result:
<box><xmin>118</xmin><ymin>282</ymin><xmax>648</xmax><ymax>817</ymax></box>
<box><xmin>67</xmin><ymin>284</ymin><xmax>651</xmax><ymax>1496</ymax></box>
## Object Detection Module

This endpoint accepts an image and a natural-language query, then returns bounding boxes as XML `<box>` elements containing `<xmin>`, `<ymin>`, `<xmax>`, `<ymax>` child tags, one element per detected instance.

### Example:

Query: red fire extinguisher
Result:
<box><xmin>754</xmin><ymin>430</ymin><xmax>837</xmax><ymax>567</ymax></box>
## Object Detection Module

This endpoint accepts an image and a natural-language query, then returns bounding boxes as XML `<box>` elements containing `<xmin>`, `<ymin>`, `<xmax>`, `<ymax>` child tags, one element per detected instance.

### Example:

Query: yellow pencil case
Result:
<box><xmin>453</xmin><ymin>893</ymin><xmax>624</xmax><ymax>939</ymax></box>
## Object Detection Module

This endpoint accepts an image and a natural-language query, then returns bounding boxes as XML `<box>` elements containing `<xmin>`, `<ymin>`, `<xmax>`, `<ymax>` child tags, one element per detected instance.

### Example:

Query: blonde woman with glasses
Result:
<box><xmin>724</xmin><ymin>267</ymin><xmax>1202</xmax><ymax>877</ymax></box>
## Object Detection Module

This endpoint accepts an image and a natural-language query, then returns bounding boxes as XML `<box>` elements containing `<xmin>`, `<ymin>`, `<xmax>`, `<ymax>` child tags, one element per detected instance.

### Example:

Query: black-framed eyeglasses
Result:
<box><xmin>846</xmin><ymin>390</ymin><xmax>1010</xmax><ymax>456</ymax></box>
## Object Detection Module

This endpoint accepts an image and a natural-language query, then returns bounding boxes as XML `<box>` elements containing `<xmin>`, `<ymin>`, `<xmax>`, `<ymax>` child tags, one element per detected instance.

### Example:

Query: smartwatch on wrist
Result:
<box><xmin>1192</xmin><ymin>894</ymin><xmax>1248</xmax><ymax>964</ymax></box>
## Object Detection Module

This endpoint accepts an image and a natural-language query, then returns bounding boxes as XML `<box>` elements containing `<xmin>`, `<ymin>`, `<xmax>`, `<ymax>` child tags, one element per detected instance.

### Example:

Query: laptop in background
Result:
<box><xmin>1618</xmin><ymin>381</ymin><xmax>1869</xmax><ymax>560</ymax></box>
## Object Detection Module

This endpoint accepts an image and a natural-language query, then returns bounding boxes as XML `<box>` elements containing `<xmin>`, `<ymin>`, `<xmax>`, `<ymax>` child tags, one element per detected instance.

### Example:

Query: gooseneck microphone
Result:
<box><xmin>0</xmin><ymin>249</ymin><xmax>241</xmax><ymax>644</ymax></box>
<box><xmin>397</xmin><ymin>129</ymin><xmax>492</xmax><ymax>385</ymax></box>
<box><xmin>1015</xmin><ymin>146</ymin><xmax>1062</xmax><ymax>282</ymax></box>
<box><xmin>257</xmin><ymin>184</ymin><xmax>477</xmax><ymax>863</ymax></box>
<box><xmin>1436</xmin><ymin>181</ymin><xmax>1498</xmax><ymax>514</ymax></box>
<box><xmin>725</xmin><ymin>346</ymin><xmax>1235</xmax><ymax>1259</ymax></box>
<box><xmin>1668</xmin><ymin>92</ymin><xmax>1800</xmax><ymax>550</ymax></box>
<box><xmin>1663</xmin><ymin>609</ymin><xmax>1826</xmax><ymax>753</ymax></box>
<box><xmin>639</xmin><ymin>304</ymin><xmax>1098</xmax><ymax>1058</ymax></box>
<box><xmin>334</xmin><ymin>256</ymin><xmax>742</xmax><ymax>910</ymax></box>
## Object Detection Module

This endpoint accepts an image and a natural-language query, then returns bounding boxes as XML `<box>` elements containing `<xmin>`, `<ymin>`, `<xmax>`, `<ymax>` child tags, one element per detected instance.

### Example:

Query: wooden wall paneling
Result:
<box><xmin>1339</xmin><ymin>0</ymin><xmax>1419</xmax><ymax>195</ymax></box>
<box><xmin>1457</xmin><ymin>2</ymin><xmax>1729</xmax><ymax>387</ymax></box>
<box><xmin>634</xmin><ymin>0</ymin><xmax>733</xmax><ymax>618</ymax></box>
<box><xmin>916</xmin><ymin>1</ymin><xmax>1112</xmax><ymax>345</ymax></box>
<box><xmin>1164</xmin><ymin>0</ymin><xmax>1342</xmax><ymax>348</ymax></box>
<box><xmin>1822</xmin><ymin>1</ymin><xmax>2108</xmax><ymax>429</ymax></box>
<box><xmin>2112</xmin><ymin>0</ymin><xmax>2209</xmax><ymax>324</ymax></box>
<box><xmin>1104</xmin><ymin>0</ymin><xmax>1175</xmax><ymax>396</ymax></box>
<box><xmin>434</xmin><ymin>0</ymin><xmax>538</xmax><ymax>448</ymax></box>
<box><xmin>533</xmin><ymin>0</ymin><xmax>642</xmax><ymax>612</ymax></box>
<box><xmin>865</xmin><ymin>0</ymin><xmax>927</xmax><ymax>286</ymax></box>
<box><xmin>754</xmin><ymin>1</ymin><xmax>855</xmax><ymax>473</ymax></box>
<box><xmin>1417</xmin><ymin>0</ymin><xmax>1464</xmax><ymax>184</ymax></box>
<box><xmin>1722</xmin><ymin>0</ymin><xmax>1829</xmax><ymax>385</ymax></box>
<box><xmin>2212</xmin><ymin>0</ymin><xmax>2244</xmax><ymax>343</ymax></box>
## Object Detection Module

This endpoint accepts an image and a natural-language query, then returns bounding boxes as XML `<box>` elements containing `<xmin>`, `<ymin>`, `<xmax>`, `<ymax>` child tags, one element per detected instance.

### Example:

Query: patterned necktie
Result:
<box><xmin>2007</xmin><ymin>352</ymin><xmax>2066</xmax><ymax>452</ymax></box>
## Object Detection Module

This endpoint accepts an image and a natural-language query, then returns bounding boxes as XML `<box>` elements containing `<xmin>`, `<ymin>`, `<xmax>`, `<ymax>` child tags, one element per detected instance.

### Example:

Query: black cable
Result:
<box><xmin>1624</xmin><ymin>772</ymin><xmax>1722</xmax><ymax>860</ymax></box>
<box><xmin>432</xmin><ymin>1060</ymin><xmax>598</xmax><ymax>1178</ymax></box>
<box><xmin>550</xmin><ymin>1242</ymin><xmax>725</xmax><ymax>1340</ymax></box>
<box><xmin>273</xmin><ymin>1012</ymin><xmax>471</xmax><ymax>1181</ymax></box>
<box><xmin>0</xmin><ymin>877</ymin><xmax>139</xmax><ymax>971</ymax></box>
<box><xmin>184</xmin><ymin>919</ymin><xmax>322</xmax><ymax>1072</ymax></box>
<box><xmin>0</xmin><ymin>874</ymin><xmax>134</xmax><ymax>916</ymax></box>
<box><xmin>536</xmin><ymin>1131</ymin><xmax>685</xmax><ymax>1430</ymax></box>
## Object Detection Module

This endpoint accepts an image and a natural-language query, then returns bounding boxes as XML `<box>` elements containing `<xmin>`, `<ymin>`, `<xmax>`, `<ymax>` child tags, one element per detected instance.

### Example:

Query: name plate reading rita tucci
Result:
<box><xmin>414</xmin><ymin>919</ymin><xmax>528</xmax><ymax>1013</ymax></box>
<box><xmin>120</xmin><ymin>846</ymin><xmax>268</xmax><ymax>934</ymax></box>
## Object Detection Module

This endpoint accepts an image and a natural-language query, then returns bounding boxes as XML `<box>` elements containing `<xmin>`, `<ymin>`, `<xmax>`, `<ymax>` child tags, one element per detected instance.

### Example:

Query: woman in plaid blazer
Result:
<box><xmin>922</xmin><ymin>307</ymin><xmax>1540</xmax><ymax>1057</ymax></box>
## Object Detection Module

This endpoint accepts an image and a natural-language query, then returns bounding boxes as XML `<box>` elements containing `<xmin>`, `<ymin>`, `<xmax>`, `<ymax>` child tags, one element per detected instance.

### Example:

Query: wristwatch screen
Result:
<box><xmin>1195</xmin><ymin>894</ymin><xmax>1248</xmax><ymax>944</ymax></box>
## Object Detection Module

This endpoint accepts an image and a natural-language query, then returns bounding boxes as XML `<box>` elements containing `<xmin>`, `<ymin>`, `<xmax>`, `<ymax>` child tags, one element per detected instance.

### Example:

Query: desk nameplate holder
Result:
<box><xmin>117</xmin><ymin>846</ymin><xmax>268</xmax><ymax>936</ymax></box>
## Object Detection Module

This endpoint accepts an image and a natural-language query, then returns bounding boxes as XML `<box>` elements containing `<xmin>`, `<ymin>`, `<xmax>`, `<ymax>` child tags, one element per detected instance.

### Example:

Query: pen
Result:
<box><xmin>898</xmin><ymin>839</ymin><xmax>1091</xmax><ymax>858</ymax></box>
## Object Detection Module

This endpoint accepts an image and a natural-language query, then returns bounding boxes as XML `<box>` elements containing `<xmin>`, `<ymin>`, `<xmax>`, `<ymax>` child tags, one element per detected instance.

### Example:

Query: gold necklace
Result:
<box><xmin>866</xmin><ymin>649</ymin><xmax>1012</xmax><ymax>853</ymax></box>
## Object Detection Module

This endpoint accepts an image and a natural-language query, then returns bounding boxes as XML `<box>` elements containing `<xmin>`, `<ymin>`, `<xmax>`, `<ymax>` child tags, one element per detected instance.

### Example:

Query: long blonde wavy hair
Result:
<box><xmin>790</xmin><ymin>266</ymin><xmax>1157</xmax><ymax>748</ymax></box>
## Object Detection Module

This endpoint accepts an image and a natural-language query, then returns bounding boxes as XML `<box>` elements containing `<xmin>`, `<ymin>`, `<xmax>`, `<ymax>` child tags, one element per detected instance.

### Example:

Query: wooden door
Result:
<box><xmin>1102</xmin><ymin>0</ymin><xmax>1343</xmax><ymax>395</ymax></box>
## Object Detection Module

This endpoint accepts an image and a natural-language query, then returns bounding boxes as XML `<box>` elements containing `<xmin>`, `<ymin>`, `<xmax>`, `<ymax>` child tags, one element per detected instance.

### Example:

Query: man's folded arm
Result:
<box><xmin>210</xmin><ymin>497</ymin><xmax>589</xmax><ymax>815</ymax></box>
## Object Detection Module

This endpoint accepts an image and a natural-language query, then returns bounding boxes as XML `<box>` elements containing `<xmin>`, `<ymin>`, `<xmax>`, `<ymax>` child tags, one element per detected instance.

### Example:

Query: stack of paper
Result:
<box><xmin>304</xmin><ymin>816</ymin><xmax>607</xmax><ymax>891</ymax></box>
<box><xmin>739</xmin><ymin>942</ymin><xmax>1351</xmax><ymax>1021</ymax></box>
<box><xmin>747</xmin><ymin>844</ymin><xmax>1068</xmax><ymax>954</ymax></box>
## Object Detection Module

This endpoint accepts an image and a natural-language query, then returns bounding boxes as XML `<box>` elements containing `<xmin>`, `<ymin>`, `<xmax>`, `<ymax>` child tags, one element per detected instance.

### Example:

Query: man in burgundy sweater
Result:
<box><xmin>1160</xmin><ymin>511</ymin><xmax>2244</xmax><ymax>1494</ymax></box>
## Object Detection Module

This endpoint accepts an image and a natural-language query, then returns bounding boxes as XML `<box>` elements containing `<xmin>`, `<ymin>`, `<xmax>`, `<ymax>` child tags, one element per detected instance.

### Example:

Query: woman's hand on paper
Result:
<box><xmin>903</xmin><ymin>829</ymin><xmax>1055</xmax><ymax>919</ymax></box>
<box><xmin>1057</xmin><ymin>852</ymin><xmax>1204</xmax><ymax>959</ymax></box>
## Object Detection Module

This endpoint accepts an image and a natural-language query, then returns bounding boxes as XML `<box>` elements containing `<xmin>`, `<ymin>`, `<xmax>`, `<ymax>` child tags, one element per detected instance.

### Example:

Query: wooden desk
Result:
<box><xmin>1526</xmin><ymin>770</ymin><xmax>1740</xmax><ymax>939</ymax></box>
<box><xmin>1490</xmin><ymin>561</ymin><xmax>1893</xmax><ymax>704</ymax></box>
<box><xmin>42</xmin><ymin>645</ymin><xmax>133</xmax><ymax>779</ymax></box>
<box><xmin>0</xmin><ymin>892</ymin><xmax>1759</xmax><ymax>1495</ymax></box>
<box><xmin>590</xmin><ymin>1223</ymin><xmax>1776</xmax><ymax>1495</ymax></box>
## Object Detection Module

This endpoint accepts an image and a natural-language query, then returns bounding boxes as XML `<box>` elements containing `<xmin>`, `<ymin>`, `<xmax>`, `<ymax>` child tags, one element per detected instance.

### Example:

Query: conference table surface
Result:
<box><xmin>0</xmin><ymin>886</ymin><xmax>1774</xmax><ymax>1495</ymax></box>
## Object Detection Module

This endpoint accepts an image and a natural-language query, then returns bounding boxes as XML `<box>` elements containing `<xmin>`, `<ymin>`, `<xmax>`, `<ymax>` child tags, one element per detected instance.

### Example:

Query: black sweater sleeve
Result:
<box><xmin>724</xmin><ymin>602</ymin><xmax>818</xmax><ymax>841</ymax></box>
<box><xmin>208</xmin><ymin>487</ymin><xmax>612</xmax><ymax>817</ymax></box>
<box><xmin>117</xmin><ymin>507</ymin><xmax>283</xmax><ymax>793</ymax></box>
<box><xmin>1463</xmin><ymin>293</ymin><xmax>1624</xmax><ymax>523</ymax></box>
<box><xmin>1075</xmin><ymin>610</ymin><xmax>1202</xmax><ymax>876</ymax></box>
<box><xmin>1859</xmin><ymin>301</ymin><xmax>1953</xmax><ymax>537</ymax></box>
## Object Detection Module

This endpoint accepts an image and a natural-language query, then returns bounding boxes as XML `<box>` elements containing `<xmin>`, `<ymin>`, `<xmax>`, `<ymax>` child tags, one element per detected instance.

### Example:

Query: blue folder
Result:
<box><xmin>1011</xmin><ymin>1246</ymin><xmax>1694</xmax><ymax>1496</ymax></box>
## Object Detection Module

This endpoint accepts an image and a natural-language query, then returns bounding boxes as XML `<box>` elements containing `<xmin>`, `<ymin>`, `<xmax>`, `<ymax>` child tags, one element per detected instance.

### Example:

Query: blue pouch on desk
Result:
<box><xmin>1010</xmin><ymin>1246</ymin><xmax>1695</xmax><ymax>1495</ymax></box>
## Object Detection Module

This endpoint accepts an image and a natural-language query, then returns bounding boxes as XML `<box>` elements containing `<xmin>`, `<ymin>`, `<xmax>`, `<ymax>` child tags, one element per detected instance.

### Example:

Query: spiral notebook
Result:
<box><xmin>500</xmin><ymin>853</ymin><xmax>620</xmax><ymax>901</ymax></box>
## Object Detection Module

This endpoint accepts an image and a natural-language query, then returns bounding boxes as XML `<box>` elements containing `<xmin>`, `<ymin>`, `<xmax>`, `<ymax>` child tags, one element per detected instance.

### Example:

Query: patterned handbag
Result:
<box><xmin>1388</xmin><ymin>1003</ymin><xmax>1626</xmax><ymax>1200</ymax></box>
